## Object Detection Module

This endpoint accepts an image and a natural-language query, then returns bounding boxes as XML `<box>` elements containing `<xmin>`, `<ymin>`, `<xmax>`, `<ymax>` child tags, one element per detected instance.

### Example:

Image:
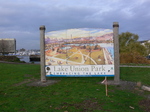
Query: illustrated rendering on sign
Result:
<box><xmin>45</xmin><ymin>28</ymin><xmax>114</xmax><ymax>77</ymax></box>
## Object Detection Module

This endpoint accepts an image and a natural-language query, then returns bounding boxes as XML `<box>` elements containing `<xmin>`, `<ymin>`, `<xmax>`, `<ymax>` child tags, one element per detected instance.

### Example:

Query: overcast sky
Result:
<box><xmin>0</xmin><ymin>0</ymin><xmax>150</xmax><ymax>50</ymax></box>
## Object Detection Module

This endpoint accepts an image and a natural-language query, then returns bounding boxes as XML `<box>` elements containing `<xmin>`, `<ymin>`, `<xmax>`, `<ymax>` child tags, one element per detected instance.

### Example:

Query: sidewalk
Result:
<box><xmin>0</xmin><ymin>61</ymin><xmax>40</xmax><ymax>65</ymax></box>
<box><xmin>120</xmin><ymin>65</ymin><xmax>150</xmax><ymax>68</ymax></box>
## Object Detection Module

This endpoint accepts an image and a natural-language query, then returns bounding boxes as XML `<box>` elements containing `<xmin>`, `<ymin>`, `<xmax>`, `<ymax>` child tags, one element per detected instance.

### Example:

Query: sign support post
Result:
<box><xmin>105</xmin><ymin>77</ymin><xmax>108</xmax><ymax>96</ymax></box>
<box><xmin>40</xmin><ymin>25</ymin><xmax>46</xmax><ymax>82</ymax></box>
<box><xmin>113</xmin><ymin>22</ymin><xmax>120</xmax><ymax>84</ymax></box>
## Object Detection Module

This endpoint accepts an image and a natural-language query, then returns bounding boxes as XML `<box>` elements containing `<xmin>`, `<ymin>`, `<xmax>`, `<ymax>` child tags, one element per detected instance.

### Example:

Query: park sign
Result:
<box><xmin>44</xmin><ymin>28</ymin><xmax>114</xmax><ymax>77</ymax></box>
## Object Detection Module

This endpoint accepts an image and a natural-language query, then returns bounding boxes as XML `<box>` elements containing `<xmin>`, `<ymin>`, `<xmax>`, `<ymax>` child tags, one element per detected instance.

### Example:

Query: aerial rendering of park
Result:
<box><xmin>45</xmin><ymin>28</ymin><xmax>114</xmax><ymax>66</ymax></box>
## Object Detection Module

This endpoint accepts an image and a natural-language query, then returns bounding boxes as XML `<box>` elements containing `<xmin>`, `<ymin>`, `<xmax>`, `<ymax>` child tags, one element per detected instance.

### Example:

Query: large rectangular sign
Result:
<box><xmin>45</xmin><ymin>28</ymin><xmax>114</xmax><ymax>77</ymax></box>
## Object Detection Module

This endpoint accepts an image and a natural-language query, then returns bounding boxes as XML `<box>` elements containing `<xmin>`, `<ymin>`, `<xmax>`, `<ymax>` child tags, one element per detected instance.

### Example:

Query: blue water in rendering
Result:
<box><xmin>106</xmin><ymin>47</ymin><xmax>114</xmax><ymax>59</ymax></box>
<box><xmin>61</xmin><ymin>47</ymin><xmax>71</xmax><ymax>50</ymax></box>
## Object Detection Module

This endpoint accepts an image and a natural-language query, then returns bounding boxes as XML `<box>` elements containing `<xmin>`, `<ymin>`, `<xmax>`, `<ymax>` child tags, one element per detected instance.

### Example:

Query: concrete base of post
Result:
<box><xmin>99</xmin><ymin>80</ymin><xmax>120</xmax><ymax>85</ymax></box>
<box><xmin>41</xmin><ymin>80</ymin><xmax>47</xmax><ymax>83</ymax></box>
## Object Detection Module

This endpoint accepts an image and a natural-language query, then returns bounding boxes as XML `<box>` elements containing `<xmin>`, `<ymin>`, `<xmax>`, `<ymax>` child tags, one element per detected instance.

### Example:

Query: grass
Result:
<box><xmin>49</xmin><ymin>47</ymin><xmax>106</xmax><ymax>65</ymax></box>
<box><xmin>120</xmin><ymin>67</ymin><xmax>150</xmax><ymax>85</ymax></box>
<box><xmin>0</xmin><ymin>63</ymin><xmax>149</xmax><ymax>112</ymax></box>
<box><xmin>91</xmin><ymin>50</ymin><xmax>105</xmax><ymax>65</ymax></box>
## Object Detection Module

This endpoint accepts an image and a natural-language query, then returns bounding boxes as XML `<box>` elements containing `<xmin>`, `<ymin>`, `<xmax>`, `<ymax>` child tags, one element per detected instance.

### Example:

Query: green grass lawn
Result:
<box><xmin>120</xmin><ymin>67</ymin><xmax>150</xmax><ymax>85</ymax></box>
<box><xmin>91</xmin><ymin>50</ymin><xmax>105</xmax><ymax>65</ymax></box>
<box><xmin>0</xmin><ymin>63</ymin><xmax>149</xmax><ymax>112</ymax></box>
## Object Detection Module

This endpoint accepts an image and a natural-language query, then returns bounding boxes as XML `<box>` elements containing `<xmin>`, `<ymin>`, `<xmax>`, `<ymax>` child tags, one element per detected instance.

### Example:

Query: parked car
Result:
<box><xmin>146</xmin><ymin>55</ymin><xmax>150</xmax><ymax>60</ymax></box>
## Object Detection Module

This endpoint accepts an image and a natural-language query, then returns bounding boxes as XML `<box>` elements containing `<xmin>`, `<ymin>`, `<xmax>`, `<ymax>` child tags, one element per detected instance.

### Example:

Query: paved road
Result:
<box><xmin>0</xmin><ymin>61</ymin><xmax>150</xmax><ymax>68</ymax></box>
<box><xmin>120</xmin><ymin>65</ymin><xmax>150</xmax><ymax>68</ymax></box>
<box><xmin>0</xmin><ymin>61</ymin><xmax>40</xmax><ymax>65</ymax></box>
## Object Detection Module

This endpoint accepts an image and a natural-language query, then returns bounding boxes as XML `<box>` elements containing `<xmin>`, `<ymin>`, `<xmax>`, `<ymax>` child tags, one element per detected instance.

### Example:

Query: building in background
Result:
<box><xmin>0</xmin><ymin>38</ymin><xmax>16</xmax><ymax>55</ymax></box>
<box><xmin>140</xmin><ymin>40</ymin><xmax>150</xmax><ymax>58</ymax></box>
<box><xmin>140</xmin><ymin>40</ymin><xmax>150</xmax><ymax>45</ymax></box>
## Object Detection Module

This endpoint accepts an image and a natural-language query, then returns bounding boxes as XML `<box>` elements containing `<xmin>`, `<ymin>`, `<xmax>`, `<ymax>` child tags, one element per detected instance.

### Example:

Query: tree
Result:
<box><xmin>94</xmin><ymin>45</ymin><xmax>99</xmax><ymax>50</ymax></box>
<box><xmin>144</xmin><ymin>42</ymin><xmax>150</xmax><ymax>55</ymax></box>
<box><xmin>119</xmin><ymin>32</ymin><xmax>149</xmax><ymax>64</ymax></box>
<box><xmin>20</xmin><ymin>48</ymin><xmax>26</xmax><ymax>52</ymax></box>
<box><xmin>83</xmin><ymin>45</ymin><xmax>86</xmax><ymax>49</ymax></box>
<box><xmin>119</xmin><ymin>32</ymin><xmax>138</xmax><ymax>52</ymax></box>
<box><xmin>119</xmin><ymin>32</ymin><xmax>146</xmax><ymax>56</ymax></box>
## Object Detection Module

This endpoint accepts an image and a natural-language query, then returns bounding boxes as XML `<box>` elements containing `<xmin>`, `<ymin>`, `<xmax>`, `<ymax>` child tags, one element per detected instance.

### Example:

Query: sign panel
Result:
<box><xmin>45</xmin><ymin>28</ymin><xmax>114</xmax><ymax>77</ymax></box>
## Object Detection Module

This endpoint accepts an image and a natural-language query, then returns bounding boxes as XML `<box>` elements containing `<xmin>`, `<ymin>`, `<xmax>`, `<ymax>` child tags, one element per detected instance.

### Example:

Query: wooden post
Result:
<box><xmin>105</xmin><ymin>77</ymin><xmax>108</xmax><ymax>96</ymax></box>
<box><xmin>40</xmin><ymin>25</ymin><xmax>46</xmax><ymax>82</ymax></box>
<box><xmin>113</xmin><ymin>22</ymin><xmax>120</xmax><ymax>84</ymax></box>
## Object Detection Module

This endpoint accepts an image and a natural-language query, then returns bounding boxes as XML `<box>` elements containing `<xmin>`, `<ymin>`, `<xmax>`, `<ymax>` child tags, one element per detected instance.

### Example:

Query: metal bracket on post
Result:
<box><xmin>40</xmin><ymin>25</ymin><xmax>46</xmax><ymax>82</ymax></box>
<box><xmin>113</xmin><ymin>22</ymin><xmax>120</xmax><ymax>84</ymax></box>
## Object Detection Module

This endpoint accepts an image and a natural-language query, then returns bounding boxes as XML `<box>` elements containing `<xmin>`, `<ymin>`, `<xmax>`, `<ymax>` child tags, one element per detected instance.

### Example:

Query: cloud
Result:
<box><xmin>0</xmin><ymin>0</ymin><xmax>150</xmax><ymax>49</ymax></box>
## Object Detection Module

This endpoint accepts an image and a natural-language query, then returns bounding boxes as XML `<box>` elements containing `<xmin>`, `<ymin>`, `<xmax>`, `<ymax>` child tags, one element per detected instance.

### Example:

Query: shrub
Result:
<box><xmin>0</xmin><ymin>56</ymin><xmax>21</xmax><ymax>62</ymax></box>
<box><xmin>120</xmin><ymin>52</ymin><xmax>150</xmax><ymax>64</ymax></box>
